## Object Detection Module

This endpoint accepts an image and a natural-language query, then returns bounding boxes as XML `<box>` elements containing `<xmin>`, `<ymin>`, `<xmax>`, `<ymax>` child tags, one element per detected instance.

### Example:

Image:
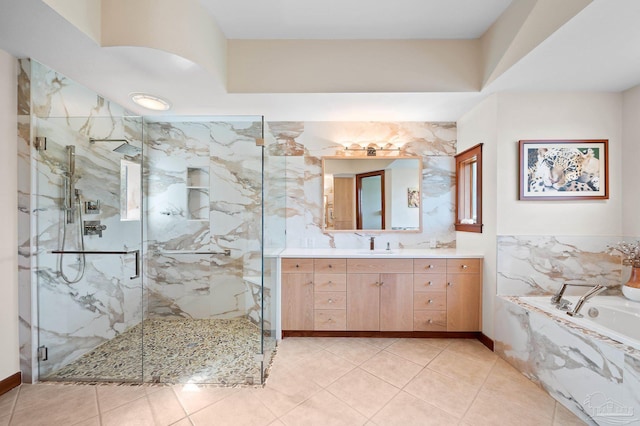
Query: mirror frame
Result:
<box><xmin>321</xmin><ymin>155</ymin><xmax>423</xmax><ymax>233</ymax></box>
<box><xmin>454</xmin><ymin>143</ymin><xmax>483</xmax><ymax>233</ymax></box>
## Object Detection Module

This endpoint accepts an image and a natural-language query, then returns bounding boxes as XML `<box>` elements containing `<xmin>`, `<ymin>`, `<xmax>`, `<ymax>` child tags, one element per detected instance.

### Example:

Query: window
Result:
<box><xmin>120</xmin><ymin>159</ymin><xmax>141</xmax><ymax>221</ymax></box>
<box><xmin>455</xmin><ymin>143</ymin><xmax>483</xmax><ymax>233</ymax></box>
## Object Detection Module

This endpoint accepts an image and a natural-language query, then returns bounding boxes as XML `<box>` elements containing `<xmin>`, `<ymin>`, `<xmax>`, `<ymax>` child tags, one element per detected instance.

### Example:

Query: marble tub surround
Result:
<box><xmin>497</xmin><ymin>235</ymin><xmax>626</xmax><ymax>297</ymax></box>
<box><xmin>266</xmin><ymin>121</ymin><xmax>458</xmax><ymax>250</ymax></box>
<box><xmin>495</xmin><ymin>297</ymin><xmax>640</xmax><ymax>425</ymax></box>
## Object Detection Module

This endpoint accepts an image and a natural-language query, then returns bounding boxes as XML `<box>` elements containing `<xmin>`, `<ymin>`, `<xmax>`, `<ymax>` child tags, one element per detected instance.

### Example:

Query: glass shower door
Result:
<box><xmin>143</xmin><ymin>116</ymin><xmax>270</xmax><ymax>385</ymax></box>
<box><xmin>35</xmin><ymin>115</ymin><xmax>144</xmax><ymax>382</ymax></box>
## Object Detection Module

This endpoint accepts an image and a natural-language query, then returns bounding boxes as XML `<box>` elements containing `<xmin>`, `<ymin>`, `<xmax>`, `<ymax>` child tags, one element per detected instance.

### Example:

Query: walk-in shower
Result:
<box><xmin>32</xmin><ymin>113</ymin><xmax>281</xmax><ymax>386</ymax></box>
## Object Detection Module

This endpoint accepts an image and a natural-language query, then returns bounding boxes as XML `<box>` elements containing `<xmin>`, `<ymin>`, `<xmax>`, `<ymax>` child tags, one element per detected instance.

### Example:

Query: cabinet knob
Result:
<box><xmin>426</xmin><ymin>264</ymin><xmax>434</xmax><ymax>269</ymax></box>
<box><xmin>328</xmin><ymin>299</ymin><xmax>333</xmax><ymax>303</ymax></box>
<box><xmin>295</xmin><ymin>264</ymin><xmax>299</xmax><ymax>268</ymax></box>
<box><xmin>307</xmin><ymin>281</ymin><xmax>313</xmax><ymax>285</ymax></box>
<box><xmin>427</xmin><ymin>319</ymin><xmax>433</xmax><ymax>324</ymax></box>
<box><xmin>462</xmin><ymin>264</ymin><xmax>469</xmax><ymax>269</ymax></box>
<box><xmin>427</xmin><ymin>281</ymin><xmax>433</xmax><ymax>286</ymax></box>
<box><xmin>329</xmin><ymin>264</ymin><xmax>333</xmax><ymax>268</ymax></box>
<box><xmin>328</xmin><ymin>280</ymin><xmax>333</xmax><ymax>284</ymax></box>
<box><xmin>428</xmin><ymin>299</ymin><xmax>433</xmax><ymax>304</ymax></box>
<box><xmin>447</xmin><ymin>282</ymin><xmax>452</xmax><ymax>286</ymax></box>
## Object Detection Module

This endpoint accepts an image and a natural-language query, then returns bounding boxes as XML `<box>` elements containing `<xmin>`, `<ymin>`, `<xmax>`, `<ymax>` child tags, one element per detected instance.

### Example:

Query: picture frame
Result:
<box><xmin>519</xmin><ymin>139</ymin><xmax>608</xmax><ymax>200</ymax></box>
<box><xmin>407</xmin><ymin>187</ymin><xmax>419</xmax><ymax>208</ymax></box>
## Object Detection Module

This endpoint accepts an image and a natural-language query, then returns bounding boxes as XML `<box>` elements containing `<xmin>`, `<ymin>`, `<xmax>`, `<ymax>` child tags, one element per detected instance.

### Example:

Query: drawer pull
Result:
<box><xmin>329</xmin><ymin>264</ymin><xmax>333</xmax><ymax>268</ymax></box>
<box><xmin>426</xmin><ymin>264</ymin><xmax>434</xmax><ymax>269</ymax></box>
<box><xmin>462</xmin><ymin>264</ymin><xmax>469</xmax><ymax>269</ymax></box>
<box><xmin>306</xmin><ymin>281</ymin><xmax>313</xmax><ymax>285</ymax></box>
<box><xmin>328</xmin><ymin>280</ymin><xmax>333</xmax><ymax>284</ymax></box>
<box><xmin>427</xmin><ymin>281</ymin><xmax>433</xmax><ymax>286</ymax></box>
<box><xmin>428</xmin><ymin>299</ymin><xmax>433</xmax><ymax>304</ymax></box>
<box><xmin>328</xmin><ymin>299</ymin><xmax>333</xmax><ymax>303</ymax></box>
<box><xmin>427</xmin><ymin>319</ymin><xmax>433</xmax><ymax>324</ymax></box>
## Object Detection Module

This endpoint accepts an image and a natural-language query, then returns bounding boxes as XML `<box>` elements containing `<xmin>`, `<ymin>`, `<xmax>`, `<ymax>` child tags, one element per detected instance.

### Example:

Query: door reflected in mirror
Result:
<box><xmin>322</xmin><ymin>156</ymin><xmax>422</xmax><ymax>232</ymax></box>
<box><xmin>455</xmin><ymin>143</ymin><xmax>482</xmax><ymax>233</ymax></box>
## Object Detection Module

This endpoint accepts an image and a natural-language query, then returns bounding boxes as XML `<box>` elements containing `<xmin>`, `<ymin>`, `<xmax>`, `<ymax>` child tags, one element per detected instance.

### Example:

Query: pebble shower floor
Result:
<box><xmin>45</xmin><ymin>318</ymin><xmax>275</xmax><ymax>385</ymax></box>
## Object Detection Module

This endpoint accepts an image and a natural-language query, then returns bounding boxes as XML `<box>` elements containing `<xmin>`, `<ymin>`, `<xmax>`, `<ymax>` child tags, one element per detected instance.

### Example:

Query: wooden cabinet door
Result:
<box><xmin>380</xmin><ymin>273</ymin><xmax>414</xmax><ymax>331</ymax></box>
<box><xmin>333</xmin><ymin>177</ymin><xmax>355</xmax><ymax>230</ymax></box>
<box><xmin>446</xmin><ymin>273</ymin><xmax>481</xmax><ymax>331</ymax></box>
<box><xmin>347</xmin><ymin>274</ymin><xmax>380</xmax><ymax>331</ymax></box>
<box><xmin>282</xmin><ymin>273</ymin><xmax>314</xmax><ymax>330</ymax></box>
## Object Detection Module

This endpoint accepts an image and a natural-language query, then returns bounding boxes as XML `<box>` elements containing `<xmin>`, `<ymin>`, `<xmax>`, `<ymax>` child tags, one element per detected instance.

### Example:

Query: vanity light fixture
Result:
<box><xmin>343</xmin><ymin>141</ymin><xmax>403</xmax><ymax>156</ymax></box>
<box><xmin>129</xmin><ymin>92</ymin><xmax>172</xmax><ymax>111</ymax></box>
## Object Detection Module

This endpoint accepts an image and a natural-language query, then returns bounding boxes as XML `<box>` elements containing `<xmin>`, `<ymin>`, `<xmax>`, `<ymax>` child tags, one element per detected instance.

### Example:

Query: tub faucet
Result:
<box><xmin>567</xmin><ymin>284</ymin><xmax>606</xmax><ymax>317</ymax></box>
<box><xmin>370</xmin><ymin>236</ymin><xmax>375</xmax><ymax>250</ymax></box>
<box><xmin>551</xmin><ymin>282</ymin><xmax>600</xmax><ymax>307</ymax></box>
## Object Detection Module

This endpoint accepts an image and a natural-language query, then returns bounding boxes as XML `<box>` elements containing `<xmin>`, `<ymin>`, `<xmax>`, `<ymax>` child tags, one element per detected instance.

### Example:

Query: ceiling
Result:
<box><xmin>198</xmin><ymin>0</ymin><xmax>513</xmax><ymax>40</ymax></box>
<box><xmin>0</xmin><ymin>0</ymin><xmax>639</xmax><ymax>121</ymax></box>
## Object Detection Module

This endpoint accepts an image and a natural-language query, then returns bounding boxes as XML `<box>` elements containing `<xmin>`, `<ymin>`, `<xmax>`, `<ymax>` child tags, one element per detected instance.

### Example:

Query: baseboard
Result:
<box><xmin>282</xmin><ymin>330</ymin><xmax>482</xmax><ymax>339</ymax></box>
<box><xmin>0</xmin><ymin>372</ymin><xmax>21</xmax><ymax>396</ymax></box>
<box><xmin>477</xmin><ymin>333</ymin><xmax>494</xmax><ymax>351</ymax></box>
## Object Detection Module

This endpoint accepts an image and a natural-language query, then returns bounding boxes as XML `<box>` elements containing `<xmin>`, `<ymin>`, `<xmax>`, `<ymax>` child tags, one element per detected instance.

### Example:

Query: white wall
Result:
<box><xmin>457</xmin><ymin>95</ymin><xmax>499</xmax><ymax>338</ymax></box>
<box><xmin>496</xmin><ymin>92</ymin><xmax>622</xmax><ymax>236</ymax></box>
<box><xmin>622</xmin><ymin>84</ymin><xmax>640</xmax><ymax>236</ymax></box>
<box><xmin>457</xmin><ymin>92</ymin><xmax>623</xmax><ymax>339</ymax></box>
<box><xmin>0</xmin><ymin>49</ymin><xmax>19</xmax><ymax>381</ymax></box>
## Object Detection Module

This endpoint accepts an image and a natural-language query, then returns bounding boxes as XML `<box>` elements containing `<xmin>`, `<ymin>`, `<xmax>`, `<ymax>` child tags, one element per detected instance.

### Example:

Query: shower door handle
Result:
<box><xmin>158</xmin><ymin>249</ymin><xmax>232</xmax><ymax>257</ymax></box>
<box><xmin>51</xmin><ymin>249</ymin><xmax>141</xmax><ymax>279</ymax></box>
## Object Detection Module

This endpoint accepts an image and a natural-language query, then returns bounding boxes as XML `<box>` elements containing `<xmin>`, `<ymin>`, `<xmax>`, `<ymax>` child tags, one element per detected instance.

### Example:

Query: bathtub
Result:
<box><xmin>521</xmin><ymin>295</ymin><xmax>640</xmax><ymax>351</ymax></box>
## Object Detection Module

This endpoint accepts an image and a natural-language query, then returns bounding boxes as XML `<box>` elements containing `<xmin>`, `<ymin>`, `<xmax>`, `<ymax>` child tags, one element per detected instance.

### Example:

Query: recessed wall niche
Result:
<box><xmin>187</xmin><ymin>167</ymin><xmax>209</xmax><ymax>221</ymax></box>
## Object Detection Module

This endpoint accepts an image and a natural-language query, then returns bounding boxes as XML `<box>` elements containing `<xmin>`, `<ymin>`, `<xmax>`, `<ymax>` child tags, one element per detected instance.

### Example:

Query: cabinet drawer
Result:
<box><xmin>413</xmin><ymin>310</ymin><xmax>447</xmax><ymax>331</ymax></box>
<box><xmin>282</xmin><ymin>258</ymin><xmax>314</xmax><ymax>273</ymax></box>
<box><xmin>347</xmin><ymin>258</ymin><xmax>413</xmax><ymax>273</ymax></box>
<box><xmin>315</xmin><ymin>310</ymin><xmax>347</xmax><ymax>330</ymax></box>
<box><xmin>314</xmin><ymin>258</ymin><xmax>346</xmax><ymax>273</ymax></box>
<box><xmin>314</xmin><ymin>292</ymin><xmax>347</xmax><ymax>310</ymax></box>
<box><xmin>414</xmin><ymin>273</ymin><xmax>447</xmax><ymax>291</ymax></box>
<box><xmin>414</xmin><ymin>292</ymin><xmax>446</xmax><ymax>310</ymax></box>
<box><xmin>447</xmin><ymin>258</ymin><xmax>481</xmax><ymax>274</ymax></box>
<box><xmin>314</xmin><ymin>274</ymin><xmax>347</xmax><ymax>291</ymax></box>
<box><xmin>413</xmin><ymin>259</ymin><xmax>447</xmax><ymax>273</ymax></box>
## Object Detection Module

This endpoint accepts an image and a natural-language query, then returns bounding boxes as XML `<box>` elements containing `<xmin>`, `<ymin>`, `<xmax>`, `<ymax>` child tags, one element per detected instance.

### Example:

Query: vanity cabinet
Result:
<box><xmin>281</xmin><ymin>258</ymin><xmax>314</xmax><ymax>330</ymax></box>
<box><xmin>346</xmin><ymin>259</ymin><xmax>413</xmax><ymax>331</ymax></box>
<box><xmin>281</xmin><ymin>256</ymin><xmax>482</xmax><ymax>333</ymax></box>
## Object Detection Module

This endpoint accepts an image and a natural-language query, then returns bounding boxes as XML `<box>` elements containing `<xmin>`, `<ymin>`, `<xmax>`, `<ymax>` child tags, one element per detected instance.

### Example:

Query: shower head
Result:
<box><xmin>113</xmin><ymin>142</ymin><xmax>142</xmax><ymax>156</ymax></box>
<box><xmin>89</xmin><ymin>138</ymin><xmax>141</xmax><ymax>156</ymax></box>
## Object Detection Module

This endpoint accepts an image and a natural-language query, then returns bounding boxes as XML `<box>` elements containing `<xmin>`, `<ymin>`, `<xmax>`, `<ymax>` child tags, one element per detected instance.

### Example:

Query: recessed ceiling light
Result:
<box><xmin>129</xmin><ymin>92</ymin><xmax>171</xmax><ymax>111</ymax></box>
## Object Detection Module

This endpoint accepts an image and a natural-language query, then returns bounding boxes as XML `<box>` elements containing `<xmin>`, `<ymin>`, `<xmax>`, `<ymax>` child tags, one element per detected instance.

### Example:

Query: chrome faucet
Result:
<box><xmin>567</xmin><ymin>284</ymin><xmax>606</xmax><ymax>317</ymax></box>
<box><xmin>370</xmin><ymin>236</ymin><xmax>375</xmax><ymax>250</ymax></box>
<box><xmin>551</xmin><ymin>282</ymin><xmax>601</xmax><ymax>307</ymax></box>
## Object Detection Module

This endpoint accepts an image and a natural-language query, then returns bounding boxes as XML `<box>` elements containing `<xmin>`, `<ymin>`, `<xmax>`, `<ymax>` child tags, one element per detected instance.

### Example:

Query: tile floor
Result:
<box><xmin>0</xmin><ymin>337</ymin><xmax>586</xmax><ymax>425</ymax></box>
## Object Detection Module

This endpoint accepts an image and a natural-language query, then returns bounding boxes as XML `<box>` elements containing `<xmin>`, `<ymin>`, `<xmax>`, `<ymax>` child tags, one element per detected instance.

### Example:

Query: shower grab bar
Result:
<box><xmin>159</xmin><ymin>249</ymin><xmax>232</xmax><ymax>257</ymax></box>
<box><xmin>51</xmin><ymin>249</ymin><xmax>140</xmax><ymax>280</ymax></box>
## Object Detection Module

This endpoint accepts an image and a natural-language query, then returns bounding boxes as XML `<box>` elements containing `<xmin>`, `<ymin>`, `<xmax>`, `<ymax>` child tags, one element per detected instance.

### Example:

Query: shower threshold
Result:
<box><xmin>44</xmin><ymin>317</ymin><xmax>275</xmax><ymax>386</ymax></box>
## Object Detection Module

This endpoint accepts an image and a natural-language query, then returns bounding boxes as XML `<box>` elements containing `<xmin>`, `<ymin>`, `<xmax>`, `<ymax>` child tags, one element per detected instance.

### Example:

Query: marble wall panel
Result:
<box><xmin>495</xmin><ymin>297</ymin><xmax>640</xmax><ymax>425</ymax></box>
<box><xmin>265</xmin><ymin>121</ymin><xmax>457</xmax><ymax>249</ymax></box>
<box><xmin>497</xmin><ymin>235</ymin><xmax>625</xmax><ymax>297</ymax></box>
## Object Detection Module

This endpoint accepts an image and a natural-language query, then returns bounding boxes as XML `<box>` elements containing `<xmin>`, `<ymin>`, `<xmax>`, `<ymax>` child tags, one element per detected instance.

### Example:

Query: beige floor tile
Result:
<box><xmin>0</xmin><ymin>415</ymin><xmax>10</xmax><ymax>426</ymax></box>
<box><xmin>264</xmin><ymin>366</ymin><xmax>323</xmax><ymax>406</ymax></box>
<box><xmin>71</xmin><ymin>416</ymin><xmax>101</xmax><ymax>426</ymax></box>
<box><xmin>97</xmin><ymin>384</ymin><xmax>148</xmax><ymax>413</ymax></box>
<box><xmin>356</xmin><ymin>338</ymin><xmax>398</xmax><ymax>349</ymax></box>
<box><xmin>385</xmin><ymin>338</ymin><xmax>443</xmax><ymax>366</ymax></box>
<box><xmin>553</xmin><ymin>402</ymin><xmax>587</xmax><ymax>425</ymax></box>
<box><xmin>482</xmin><ymin>359</ymin><xmax>556</xmax><ymax>419</ymax></box>
<box><xmin>280</xmin><ymin>389</ymin><xmax>367</xmax><ymax>426</ymax></box>
<box><xmin>189</xmin><ymin>389</ymin><xmax>275</xmax><ymax>426</ymax></box>
<box><xmin>172</xmin><ymin>385</ymin><xmax>239</xmax><ymax>414</ymax></box>
<box><xmin>404</xmin><ymin>368</ymin><xmax>480</xmax><ymax>418</ymax></box>
<box><xmin>427</xmin><ymin>350</ymin><xmax>495</xmax><ymax>387</ymax></box>
<box><xmin>371</xmin><ymin>391</ymin><xmax>461</xmax><ymax>426</ymax></box>
<box><xmin>101</xmin><ymin>395</ymin><xmax>156</xmax><ymax>426</ymax></box>
<box><xmin>419</xmin><ymin>338</ymin><xmax>454</xmax><ymax>350</ymax></box>
<box><xmin>288</xmin><ymin>350</ymin><xmax>356</xmax><ymax>388</ymax></box>
<box><xmin>0</xmin><ymin>386</ymin><xmax>18</xmax><ymax>415</ymax></box>
<box><xmin>324</xmin><ymin>338</ymin><xmax>382</xmax><ymax>365</ymax></box>
<box><xmin>326</xmin><ymin>368</ymin><xmax>400</xmax><ymax>418</ymax></box>
<box><xmin>172</xmin><ymin>418</ymin><xmax>194</xmax><ymax>426</ymax></box>
<box><xmin>147</xmin><ymin>387</ymin><xmax>188</xmax><ymax>426</ymax></box>
<box><xmin>360</xmin><ymin>351</ymin><xmax>423</xmax><ymax>388</ymax></box>
<box><xmin>251</xmin><ymin>386</ymin><xmax>304</xmax><ymax>418</ymax></box>
<box><xmin>463</xmin><ymin>387</ymin><xmax>554</xmax><ymax>426</ymax></box>
<box><xmin>11</xmin><ymin>384</ymin><xmax>98</xmax><ymax>426</ymax></box>
<box><xmin>444</xmin><ymin>339</ymin><xmax>498</xmax><ymax>364</ymax></box>
<box><xmin>268</xmin><ymin>420</ymin><xmax>286</xmax><ymax>426</ymax></box>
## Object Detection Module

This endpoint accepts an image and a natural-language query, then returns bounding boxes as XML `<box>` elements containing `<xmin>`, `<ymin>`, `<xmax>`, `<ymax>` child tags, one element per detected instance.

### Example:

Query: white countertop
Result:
<box><xmin>278</xmin><ymin>248</ymin><xmax>483</xmax><ymax>259</ymax></box>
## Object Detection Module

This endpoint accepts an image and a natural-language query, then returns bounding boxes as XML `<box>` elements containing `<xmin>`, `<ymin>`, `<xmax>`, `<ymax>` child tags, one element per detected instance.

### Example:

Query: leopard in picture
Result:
<box><xmin>528</xmin><ymin>147</ymin><xmax>599</xmax><ymax>192</ymax></box>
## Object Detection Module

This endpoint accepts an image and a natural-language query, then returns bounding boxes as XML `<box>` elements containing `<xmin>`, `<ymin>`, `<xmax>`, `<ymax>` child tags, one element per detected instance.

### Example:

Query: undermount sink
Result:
<box><xmin>357</xmin><ymin>250</ymin><xmax>395</xmax><ymax>255</ymax></box>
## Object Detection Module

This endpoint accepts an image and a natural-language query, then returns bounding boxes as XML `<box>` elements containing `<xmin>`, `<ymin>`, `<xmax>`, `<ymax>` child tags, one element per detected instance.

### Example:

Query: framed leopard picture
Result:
<box><xmin>519</xmin><ymin>139</ymin><xmax>608</xmax><ymax>200</ymax></box>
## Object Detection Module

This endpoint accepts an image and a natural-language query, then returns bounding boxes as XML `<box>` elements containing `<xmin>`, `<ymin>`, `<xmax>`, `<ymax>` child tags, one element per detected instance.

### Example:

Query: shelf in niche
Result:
<box><xmin>187</xmin><ymin>167</ymin><xmax>210</xmax><ymax>221</ymax></box>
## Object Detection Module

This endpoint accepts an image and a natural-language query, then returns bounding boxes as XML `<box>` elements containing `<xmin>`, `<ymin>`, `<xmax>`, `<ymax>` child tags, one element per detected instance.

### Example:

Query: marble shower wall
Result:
<box><xmin>144</xmin><ymin>119</ymin><xmax>266</xmax><ymax>322</ymax></box>
<box><xmin>497</xmin><ymin>235</ymin><xmax>628</xmax><ymax>297</ymax></box>
<box><xmin>265</xmin><ymin>121</ymin><xmax>457</xmax><ymax>249</ymax></box>
<box><xmin>18</xmin><ymin>59</ymin><xmax>144</xmax><ymax>380</ymax></box>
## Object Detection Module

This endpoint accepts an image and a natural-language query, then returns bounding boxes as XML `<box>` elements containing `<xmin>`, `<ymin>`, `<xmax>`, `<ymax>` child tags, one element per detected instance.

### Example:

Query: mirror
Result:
<box><xmin>455</xmin><ymin>143</ymin><xmax>482</xmax><ymax>232</ymax></box>
<box><xmin>322</xmin><ymin>156</ymin><xmax>422</xmax><ymax>232</ymax></box>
